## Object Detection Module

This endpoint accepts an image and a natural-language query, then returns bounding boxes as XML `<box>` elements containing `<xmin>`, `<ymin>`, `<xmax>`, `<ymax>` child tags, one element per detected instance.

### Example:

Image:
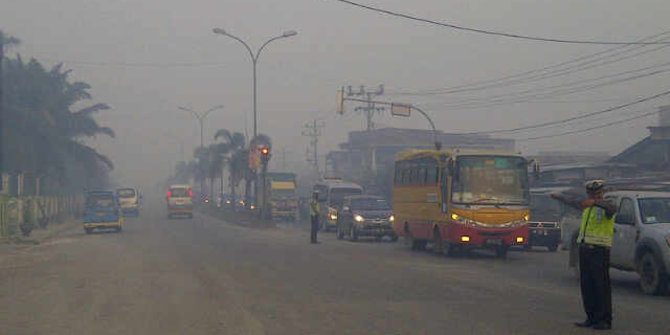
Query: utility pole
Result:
<box><xmin>0</xmin><ymin>39</ymin><xmax>5</xmax><ymax>191</ymax></box>
<box><xmin>302</xmin><ymin>119</ymin><xmax>324</xmax><ymax>175</ymax></box>
<box><xmin>347</xmin><ymin>85</ymin><xmax>385</xmax><ymax>131</ymax></box>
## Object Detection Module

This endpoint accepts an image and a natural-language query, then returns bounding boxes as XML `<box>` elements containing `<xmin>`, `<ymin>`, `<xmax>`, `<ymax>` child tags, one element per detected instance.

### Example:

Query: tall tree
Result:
<box><xmin>0</xmin><ymin>30</ymin><xmax>20</xmax><ymax>186</ymax></box>
<box><xmin>3</xmin><ymin>54</ymin><xmax>114</xmax><ymax>193</ymax></box>
<box><xmin>213</xmin><ymin>129</ymin><xmax>245</xmax><ymax>200</ymax></box>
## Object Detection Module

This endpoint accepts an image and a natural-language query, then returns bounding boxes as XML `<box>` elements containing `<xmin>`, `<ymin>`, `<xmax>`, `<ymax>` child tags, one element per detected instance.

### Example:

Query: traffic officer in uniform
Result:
<box><xmin>310</xmin><ymin>191</ymin><xmax>320</xmax><ymax>244</ymax></box>
<box><xmin>553</xmin><ymin>180</ymin><xmax>616</xmax><ymax>330</ymax></box>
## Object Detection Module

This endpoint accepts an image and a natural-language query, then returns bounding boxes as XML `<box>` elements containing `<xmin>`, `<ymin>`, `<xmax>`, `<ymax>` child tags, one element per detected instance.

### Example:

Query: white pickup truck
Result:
<box><xmin>566</xmin><ymin>191</ymin><xmax>670</xmax><ymax>295</ymax></box>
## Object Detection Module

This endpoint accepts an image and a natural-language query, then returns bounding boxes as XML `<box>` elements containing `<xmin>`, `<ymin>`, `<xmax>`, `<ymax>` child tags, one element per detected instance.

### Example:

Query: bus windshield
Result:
<box><xmin>452</xmin><ymin>156</ymin><xmax>529</xmax><ymax>205</ymax></box>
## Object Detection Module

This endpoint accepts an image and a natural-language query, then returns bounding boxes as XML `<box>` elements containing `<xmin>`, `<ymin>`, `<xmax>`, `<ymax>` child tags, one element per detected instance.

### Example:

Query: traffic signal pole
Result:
<box><xmin>336</xmin><ymin>91</ymin><xmax>441</xmax><ymax>150</ymax></box>
<box><xmin>259</xmin><ymin>146</ymin><xmax>271</xmax><ymax>219</ymax></box>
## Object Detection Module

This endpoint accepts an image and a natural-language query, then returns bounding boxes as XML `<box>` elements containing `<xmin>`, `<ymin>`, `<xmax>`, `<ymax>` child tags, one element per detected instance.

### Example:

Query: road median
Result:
<box><xmin>198</xmin><ymin>204</ymin><xmax>276</xmax><ymax>229</ymax></box>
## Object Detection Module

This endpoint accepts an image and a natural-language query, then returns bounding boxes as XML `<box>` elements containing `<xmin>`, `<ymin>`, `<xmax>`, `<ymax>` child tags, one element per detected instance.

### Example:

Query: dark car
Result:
<box><xmin>337</xmin><ymin>195</ymin><xmax>397</xmax><ymax>242</ymax></box>
<box><xmin>526</xmin><ymin>188</ymin><xmax>567</xmax><ymax>251</ymax></box>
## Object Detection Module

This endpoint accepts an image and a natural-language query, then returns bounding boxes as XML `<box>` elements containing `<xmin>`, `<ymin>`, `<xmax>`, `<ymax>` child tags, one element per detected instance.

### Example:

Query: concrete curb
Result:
<box><xmin>0</xmin><ymin>217</ymin><xmax>79</xmax><ymax>250</ymax></box>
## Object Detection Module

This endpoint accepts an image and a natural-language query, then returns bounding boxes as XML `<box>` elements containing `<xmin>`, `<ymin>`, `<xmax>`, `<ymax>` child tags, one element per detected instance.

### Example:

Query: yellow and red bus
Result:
<box><xmin>392</xmin><ymin>149</ymin><xmax>530</xmax><ymax>258</ymax></box>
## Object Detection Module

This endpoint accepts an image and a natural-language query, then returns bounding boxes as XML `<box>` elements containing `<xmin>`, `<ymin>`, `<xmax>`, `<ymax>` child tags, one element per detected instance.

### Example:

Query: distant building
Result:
<box><xmin>533</xmin><ymin>151</ymin><xmax>610</xmax><ymax>166</ymax></box>
<box><xmin>537</xmin><ymin>106</ymin><xmax>670</xmax><ymax>187</ymax></box>
<box><xmin>326</xmin><ymin>127</ymin><xmax>515</xmax><ymax>197</ymax></box>
<box><xmin>610</xmin><ymin>105</ymin><xmax>670</xmax><ymax>171</ymax></box>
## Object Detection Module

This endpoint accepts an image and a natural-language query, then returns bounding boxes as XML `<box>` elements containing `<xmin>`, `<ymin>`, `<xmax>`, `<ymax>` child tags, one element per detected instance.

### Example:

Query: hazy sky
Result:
<box><xmin>2</xmin><ymin>0</ymin><xmax>669</xmax><ymax>187</ymax></box>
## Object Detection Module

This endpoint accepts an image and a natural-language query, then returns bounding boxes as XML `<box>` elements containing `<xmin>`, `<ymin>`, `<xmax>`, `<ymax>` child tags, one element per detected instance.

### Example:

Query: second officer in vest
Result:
<box><xmin>553</xmin><ymin>180</ymin><xmax>616</xmax><ymax>330</ymax></box>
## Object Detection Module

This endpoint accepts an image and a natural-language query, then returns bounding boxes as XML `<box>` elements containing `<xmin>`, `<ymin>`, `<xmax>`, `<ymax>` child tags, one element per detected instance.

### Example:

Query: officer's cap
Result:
<box><xmin>585</xmin><ymin>180</ymin><xmax>605</xmax><ymax>194</ymax></box>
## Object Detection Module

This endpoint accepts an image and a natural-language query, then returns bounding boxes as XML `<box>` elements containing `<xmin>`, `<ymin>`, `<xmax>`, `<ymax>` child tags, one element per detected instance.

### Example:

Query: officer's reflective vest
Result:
<box><xmin>579</xmin><ymin>205</ymin><xmax>615</xmax><ymax>247</ymax></box>
<box><xmin>310</xmin><ymin>199</ymin><xmax>320</xmax><ymax>217</ymax></box>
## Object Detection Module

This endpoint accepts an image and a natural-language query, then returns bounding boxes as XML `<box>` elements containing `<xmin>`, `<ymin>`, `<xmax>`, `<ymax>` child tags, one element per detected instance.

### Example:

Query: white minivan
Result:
<box><xmin>167</xmin><ymin>184</ymin><xmax>194</xmax><ymax>219</ymax></box>
<box><xmin>116</xmin><ymin>187</ymin><xmax>141</xmax><ymax>217</ymax></box>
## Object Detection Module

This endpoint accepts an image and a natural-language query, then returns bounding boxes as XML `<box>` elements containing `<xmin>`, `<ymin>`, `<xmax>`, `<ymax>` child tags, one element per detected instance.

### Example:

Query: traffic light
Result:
<box><xmin>260</xmin><ymin>146</ymin><xmax>271</xmax><ymax>165</ymax></box>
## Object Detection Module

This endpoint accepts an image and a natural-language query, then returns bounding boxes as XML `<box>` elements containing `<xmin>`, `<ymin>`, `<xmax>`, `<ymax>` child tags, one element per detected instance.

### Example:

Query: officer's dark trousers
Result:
<box><xmin>579</xmin><ymin>244</ymin><xmax>612</xmax><ymax>325</ymax></box>
<box><xmin>310</xmin><ymin>215</ymin><xmax>319</xmax><ymax>243</ymax></box>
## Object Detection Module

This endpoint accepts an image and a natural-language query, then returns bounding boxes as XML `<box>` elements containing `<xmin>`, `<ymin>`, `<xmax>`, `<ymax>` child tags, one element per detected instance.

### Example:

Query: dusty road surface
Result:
<box><xmin>1</xmin><ymin>198</ymin><xmax>668</xmax><ymax>335</ymax></box>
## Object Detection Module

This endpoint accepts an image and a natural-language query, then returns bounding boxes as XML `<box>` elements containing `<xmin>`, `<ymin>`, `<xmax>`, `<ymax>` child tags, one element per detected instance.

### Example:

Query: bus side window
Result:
<box><xmin>409</xmin><ymin>166</ymin><xmax>418</xmax><ymax>184</ymax></box>
<box><xmin>419</xmin><ymin>167</ymin><xmax>428</xmax><ymax>184</ymax></box>
<box><xmin>426</xmin><ymin>166</ymin><xmax>438</xmax><ymax>185</ymax></box>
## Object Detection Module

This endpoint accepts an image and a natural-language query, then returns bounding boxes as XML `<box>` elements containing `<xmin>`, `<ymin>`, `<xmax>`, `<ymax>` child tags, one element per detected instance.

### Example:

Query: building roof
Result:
<box><xmin>609</xmin><ymin>136</ymin><xmax>670</xmax><ymax>169</ymax></box>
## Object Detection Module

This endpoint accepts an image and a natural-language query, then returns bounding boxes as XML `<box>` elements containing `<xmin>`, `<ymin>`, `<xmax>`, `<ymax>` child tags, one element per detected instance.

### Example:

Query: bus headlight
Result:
<box><xmin>389</xmin><ymin>215</ymin><xmax>395</xmax><ymax>222</ymax></box>
<box><xmin>354</xmin><ymin>215</ymin><xmax>364</xmax><ymax>223</ymax></box>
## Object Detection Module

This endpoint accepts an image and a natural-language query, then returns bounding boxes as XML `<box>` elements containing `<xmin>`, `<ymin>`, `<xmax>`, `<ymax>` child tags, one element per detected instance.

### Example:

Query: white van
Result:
<box><xmin>116</xmin><ymin>187</ymin><xmax>141</xmax><ymax>217</ymax></box>
<box><xmin>313</xmin><ymin>180</ymin><xmax>363</xmax><ymax>231</ymax></box>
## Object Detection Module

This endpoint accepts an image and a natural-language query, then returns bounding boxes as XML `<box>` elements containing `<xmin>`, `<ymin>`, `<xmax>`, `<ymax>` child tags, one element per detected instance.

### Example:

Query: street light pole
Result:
<box><xmin>179</xmin><ymin>105</ymin><xmax>224</xmax><ymax>197</ymax></box>
<box><xmin>212</xmin><ymin>28</ymin><xmax>297</xmax><ymax>140</ymax></box>
<box><xmin>213</xmin><ymin>28</ymin><xmax>297</xmax><ymax>212</ymax></box>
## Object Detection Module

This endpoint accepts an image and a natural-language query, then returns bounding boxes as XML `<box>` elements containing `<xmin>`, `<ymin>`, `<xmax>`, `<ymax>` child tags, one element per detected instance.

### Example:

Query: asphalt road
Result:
<box><xmin>1</xmin><ymin>198</ymin><xmax>668</xmax><ymax>335</ymax></box>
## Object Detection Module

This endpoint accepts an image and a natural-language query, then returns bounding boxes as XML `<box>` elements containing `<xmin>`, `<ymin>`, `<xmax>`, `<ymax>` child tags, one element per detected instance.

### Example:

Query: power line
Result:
<box><xmin>391</xmin><ymin>32</ymin><xmax>670</xmax><ymax>97</ymax></box>
<box><xmin>517</xmin><ymin>109</ymin><xmax>659</xmax><ymax>141</ymax></box>
<box><xmin>422</xmin><ymin>64</ymin><xmax>670</xmax><ymax>110</ymax></box>
<box><xmin>471</xmin><ymin>89</ymin><xmax>670</xmax><ymax>135</ymax></box>
<box><xmin>33</xmin><ymin>57</ymin><xmax>226</xmax><ymax>68</ymax></box>
<box><xmin>332</xmin><ymin>0</ymin><xmax>670</xmax><ymax>45</ymax></box>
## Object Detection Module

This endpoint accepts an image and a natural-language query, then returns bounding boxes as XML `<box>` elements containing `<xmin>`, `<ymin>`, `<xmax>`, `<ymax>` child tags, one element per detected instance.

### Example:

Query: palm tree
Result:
<box><xmin>0</xmin><ymin>30</ymin><xmax>21</xmax><ymax>176</ymax></box>
<box><xmin>3</xmin><ymin>54</ymin><xmax>114</xmax><ymax>193</ymax></box>
<box><xmin>213</xmin><ymin>129</ymin><xmax>246</xmax><ymax>204</ymax></box>
<box><xmin>181</xmin><ymin>131</ymin><xmax>273</xmax><ymax>207</ymax></box>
